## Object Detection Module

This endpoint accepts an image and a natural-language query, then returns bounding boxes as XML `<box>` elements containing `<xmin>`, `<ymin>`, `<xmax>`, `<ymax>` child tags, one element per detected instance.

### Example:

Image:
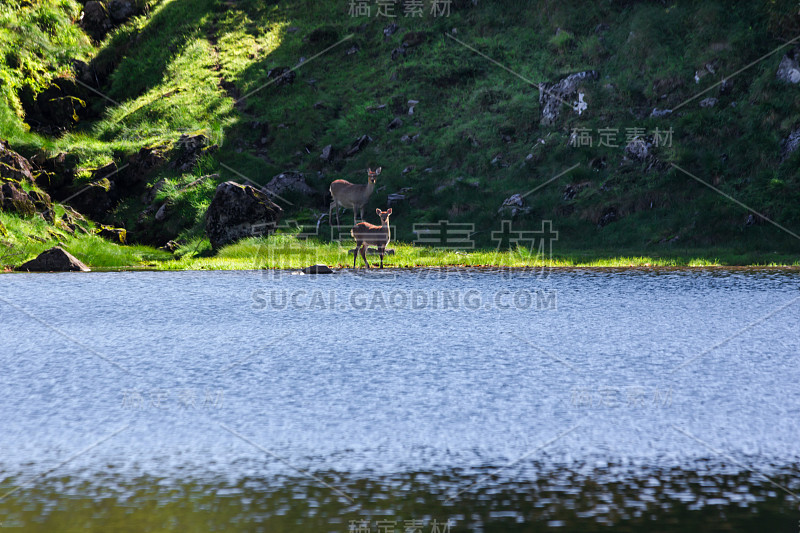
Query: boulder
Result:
<box><xmin>0</xmin><ymin>140</ymin><xmax>36</xmax><ymax>183</ymax></box>
<box><xmin>264</xmin><ymin>172</ymin><xmax>314</xmax><ymax>197</ymax></box>
<box><xmin>0</xmin><ymin>182</ymin><xmax>36</xmax><ymax>217</ymax></box>
<box><xmin>205</xmin><ymin>181</ymin><xmax>283</xmax><ymax>249</ymax></box>
<box><xmin>31</xmin><ymin>151</ymin><xmax>77</xmax><ymax>195</ymax></box>
<box><xmin>302</xmin><ymin>264</ymin><xmax>333</xmax><ymax>274</ymax></box>
<box><xmin>699</xmin><ymin>97</ymin><xmax>718</xmax><ymax>108</ymax></box>
<box><xmin>625</xmin><ymin>136</ymin><xmax>652</xmax><ymax>162</ymax></box>
<box><xmin>539</xmin><ymin>70</ymin><xmax>599</xmax><ymax>126</ymax></box>
<box><xmin>776</xmin><ymin>47</ymin><xmax>800</xmax><ymax>84</ymax></box>
<box><xmin>98</xmin><ymin>225</ymin><xmax>127</xmax><ymax>244</ymax></box>
<box><xmin>16</xmin><ymin>246</ymin><xmax>90</xmax><ymax>272</ymax></box>
<box><xmin>80</xmin><ymin>1</ymin><xmax>112</xmax><ymax>40</ymax></box>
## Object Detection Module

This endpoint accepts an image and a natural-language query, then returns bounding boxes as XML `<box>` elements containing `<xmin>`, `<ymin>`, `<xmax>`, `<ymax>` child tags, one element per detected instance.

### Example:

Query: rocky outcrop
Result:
<box><xmin>0</xmin><ymin>140</ymin><xmax>36</xmax><ymax>183</ymax></box>
<box><xmin>16</xmin><ymin>247</ymin><xmax>90</xmax><ymax>272</ymax></box>
<box><xmin>19</xmin><ymin>77</ymin><xmax>95</xmax><ymax>133</ymax></box>
<box><xmin>345</xmin><ymin>135</ymin><xmax>372</xmax><ymax>157</ymax></box>
<box><xmin>205</xmin><ymin>181</ymin><xmax>283</xmax><ymax>249</ymax></box>
<box><xmin>0</xmin><ymin>182</ymin><xmax>36</xmax><ymax>217</ymax></box>
<box><xmin>539</xmin><ymin>70</ymin><xmax>599</xmax><ymax>126</ymax></box>
<box><xmin>776</xmin><ymin>47</ymin><xmax>800</xmax><ymax>84</ymax></box>
<box><xmin>498</xmin><ymin>194</ymin><xmax>531</xmax><ymax>217</ymax></box>
<box><xmin>80</xmin><ymin>1</ymin><xmax>113</xmax><ymax>40</ymax></box>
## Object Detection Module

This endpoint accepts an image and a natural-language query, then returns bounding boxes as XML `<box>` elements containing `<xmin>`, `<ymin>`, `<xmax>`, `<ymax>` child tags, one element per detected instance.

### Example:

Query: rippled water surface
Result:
<box><xmin>1</xmin><ymin>268</ymin><xmax>798</xmax><ymax>531</ymax></box>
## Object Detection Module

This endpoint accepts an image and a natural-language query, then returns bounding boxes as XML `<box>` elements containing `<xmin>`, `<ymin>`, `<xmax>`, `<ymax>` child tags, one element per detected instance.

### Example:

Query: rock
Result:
<box><xmin>98</xmin><ymin>225</ymin><xmax>127</xmax><ymax>244</ymax></box>
<box><xmin>154</xmin><ymin>202</ymin><xmax>170</xmax><ymax>222</ymax></box>
<box><xmin>402</xmin><ymin>31</ymin><xmax>427</xmax><ymax>48</ymax></box>
<box><xmin>313</xmin><ymin>101</ymin><xmax>327</xmax><ymax>110</ymax></box>
<box><xmin>320</xmin><ymin>144</ymin><xmax>334</xmax><ymax>162</ymax></box>
<box><xmin>781</xmin><ymin>128</ymin><xmax>800</xmax><ymax>161</ymax></box>
<box><xmin>391</xmin><ymin>47</ymin><xmax>406</xmax><ymax>60</ymax></box>
<box><xmin>650</xmin><ymin>108</ymin><xmax>672</xmax><ymax>118</ymax></box>
<box><xmin>383</xmin><ymin>23</ymin><xmax>399</xmax><ymax>38</ymax></box>
<box><xmin>344</xmin><ymin>135</ymin><xmax>372</xmax><ymax>157</ymax></box>
<box><xmin>345</xmin><ymin>45</ymin><xmax>359</xmax><ymax>55</ymax></box>
<box><xmin>0</xmin><ymin>182</ymin><xmax>36</xmax><ymax>217</ymax></box>
<box><xmin>142</xmin><ymin>178</ymin><xmax>167</xmax><ymax>205</ymax></box>
<box><xmin>625</xmin><ymin>136</ymin><xmax>652</xmax><ymax>162</ymax></box>
<box><xmin>387</xmin><ymin>193</ymin><xmax>405</xmax><ymax>205</ymax></box>
<box><xmin>31</xmin><ymin>151</ymin><xmax>77</xmax><ymax>195</ymax></box>
<box><xmin>302</xmin><ymin>264</ymin><xmax>333</xmax><ymax>274</ymax></box>
<box><xmin>699</xmin><ymin>97</ymin><xmax>718</xmax><ymax>108</ymax></box>
<box><xmin>0</xmin><ymin>140</ymin><xmax>36</xmax><ymax>184</ymax></box>
<box><xmin>776</xmin><ymin>47</ymin><xmax>800</xmax><ymax>84</ymax></box>
<box><xmin>108</xmin><ymin>0</ymin><xmax>140</xmax><ymax>23</ymax></box>
<box><xmin>159</xmin><ymin>240</ymin><xmax>179</xmax><ymax>252</ymax></box>
<box><xmin>597</xmin><ymin>207</ymin><xmax>618</xmax><ymax>228</ymax></box>
<box><xmin>172</xmin><ymin>134</ymin><xmax>215</xmax><ymax>172</ymax></box>
<box><xmin>266</xmin><ymin>66</ymin><xmax>296</xmax><ymax>86</ymax></box>
<box><xmin>402</xmin><ymin>166</ymin><xmax>414</xmax><ymax>174</ymax></box>
<box><xmin>264</xmin><ymin>171</ymin><xmax>314</xmax><ymax>197</ymax></box>
<box><xmin>366</xmin><ymin>104</ymin><xmax>387</xmax><ymax>112</ymax></box>
<box><xmin>67</xmin><ymin>178</ymin><xmax>113</xmax><ymax>221</ymax></box>
<box><xmin>19</xmin><ymin>77</ymin><xmax>91</xmax><ymax>133</ymax></box>
<box><xmin>16</xmin><ymin>247</ymin><xmax>90</xmax><ymax>272</ymax></box>
<box><xmin>116</xmin><ymin>146</ymin><xmax>168</xmax><ymax>196</ymax></box>
<box><xmin>27</xmin><ymin>189</ymin><xmax>52</xmax><ymax>221</ymax></box>
<box><xmin>80</xmin><ymin>1</ymin><xmax>112</xmax><ymax>40</ymax></box>
<box><xmin>205</xmin><ymin>181</ymin><xmax>283</xmax><ymax>249</ymax></box>
<box><xmin>388</xmin><ymin>117</ymin><xmax>403</xmax><ymax>130</ymax></box>
<box><xmin>497</xmin><ymin>194</ymin><xmax>530</xmax><ymax>216</ymax></box>
<box><xmin>538</xmin><ymin>70</ymin><xmax>599</xmax><ymax>126</ymax></box>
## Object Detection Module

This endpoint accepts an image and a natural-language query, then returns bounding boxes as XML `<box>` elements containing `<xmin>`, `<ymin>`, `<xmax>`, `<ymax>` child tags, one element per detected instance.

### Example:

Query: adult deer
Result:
<box><xmin>351</xmin><ymin>208</ymin><xmax>392</xmax><ymax>269</ymax></box>
<box><xmin>329</xmin><ymin>167</ymin><xmax>381</xmax><ymax>226</ymax></box>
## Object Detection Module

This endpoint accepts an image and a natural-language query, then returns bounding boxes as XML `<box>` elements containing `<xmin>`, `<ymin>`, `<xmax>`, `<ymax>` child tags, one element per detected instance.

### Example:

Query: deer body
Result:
<box><xmin>351</xmin><ymin>208</ymin><xmax>392</xmax><ymax>269</ymax></box>
<box><xmin>329</xmin><ymin>167</ymin><xmax>381</xmax><ymax>226</ymax></box>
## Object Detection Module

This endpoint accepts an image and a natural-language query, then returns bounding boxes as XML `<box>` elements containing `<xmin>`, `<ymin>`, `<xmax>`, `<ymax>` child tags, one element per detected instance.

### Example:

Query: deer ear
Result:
<box><xmin>375</xmin><ymin>167</ymin><xmax>382</xmax><ymax>175</ymax></box>
<box><xmin>387</xmin><ymin>208</ymin><xmax>392</xmax><ymax>215</ymax></box>
<box><xmin>367</xmin><ymin>167</ymin><xmax>372</xmax><ymax>173</ymax></box>
<box><xmin>376</xmin><ymin>208</ymin><xmax>381</xmax><ymax>215</ymax></box>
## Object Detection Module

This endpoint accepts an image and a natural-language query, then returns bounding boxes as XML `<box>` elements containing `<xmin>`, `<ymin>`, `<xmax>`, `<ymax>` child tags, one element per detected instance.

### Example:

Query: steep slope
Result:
<box><xmin>1</xmin><ymin>0</ymin><xmax>800</xmax><ymax>267</ymax></box>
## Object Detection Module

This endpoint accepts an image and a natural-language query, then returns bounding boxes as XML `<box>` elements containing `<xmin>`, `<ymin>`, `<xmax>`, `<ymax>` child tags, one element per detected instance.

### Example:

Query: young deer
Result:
<box><xmin>329</xmin><ymin>167</ymin><xmax>381</xmax><ymax>226</ymax></box>
<box><xmin>351</xmin><ymin>208</ymin><xmax>392</xmax><ymax>269</ymax></box>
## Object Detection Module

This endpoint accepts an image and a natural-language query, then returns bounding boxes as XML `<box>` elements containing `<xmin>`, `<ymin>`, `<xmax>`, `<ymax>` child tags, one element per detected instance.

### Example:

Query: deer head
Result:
<box><xmin>367</xmin><ymin>167</ymin><xmax>382</xmax><ymax>184</ymax></box>
<box><xmin>376</xmin><ymin>208</ymin><xmax>392</xmax><ymax>224</ymax></box>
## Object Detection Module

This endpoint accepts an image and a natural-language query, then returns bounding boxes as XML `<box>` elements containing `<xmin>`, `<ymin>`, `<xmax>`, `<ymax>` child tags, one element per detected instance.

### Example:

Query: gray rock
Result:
<box><xmin>302</xmin><ymin>264</ymin><xmax>333</xmax><ymax>274</ymax></box>
<box><xmin>108</xmin><ymin>0</ymin><xmax>137</xmax><ymax>23</ymax></box>
<box><xmin>625</xmin><ymin>136</ymin><xmax>652</xmax><ymax>162</ymax></box>
<box><xmin>781</xmin><ymin>128</ymin><xmax>800</xmax><ymax>161</ymax></box>
<box><xmin>320</xmin><ymin>144</ymin><xmax>334</xmax><ymax>162</ymax></box>
<box><xmin>776</xmin><ymin>47</ymin><xmax>800</xmax><ymax>84</ymax></box>
<box><xmin>699</xmin><ymin>97</ymin><xmax>718</xmax><ymax>108</ymax></box>
<box><xmin>264</xmin><ymin>171</ymin><xmax>314</xmax><ymax>197</ymax></box>
<box><xmin>388</xmin><ymin>117</ymin><xmax>403</xmax><ymax>130</ymax></box>
<box><xmin>539</xmin><ymin>70</ymin><xmax>599</xmax><ymax>126</ymax></box>
<box><xmin>205</xmin><ymin>181</ymin><xmax>283</xmax><ymax>249</ymax></box>
<box><xmin>154</xmin><ymin>202</ymin><xmax>169</xmax><ymax>222</ymax></box>
<box><xmin>0</xmin><ymin>140</ymin><xmax>36</xmax><ymax>183</ymax></box>
<box><xmin>17</xmin><ymin>246</ymin><xmax>90</xmax><ymax>272</ymax></box>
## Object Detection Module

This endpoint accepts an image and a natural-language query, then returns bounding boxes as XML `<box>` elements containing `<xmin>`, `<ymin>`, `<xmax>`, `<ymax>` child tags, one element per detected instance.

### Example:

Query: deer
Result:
<box><xmin>329</xmin><ymin>167</ymin><xmax>381</xmax><ymax>226</ymax></box>
<box><xmin>351</xmin><ymin>208</ymin><xmax>392</xmax><ymax>269</ymax></box>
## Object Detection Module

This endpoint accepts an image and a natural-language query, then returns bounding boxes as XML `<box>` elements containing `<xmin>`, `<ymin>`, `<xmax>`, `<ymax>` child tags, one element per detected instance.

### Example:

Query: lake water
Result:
<box><xmin>1</xmin><ymin>268</ymin><xmax>798</xmax><ymax>531</ymax></box>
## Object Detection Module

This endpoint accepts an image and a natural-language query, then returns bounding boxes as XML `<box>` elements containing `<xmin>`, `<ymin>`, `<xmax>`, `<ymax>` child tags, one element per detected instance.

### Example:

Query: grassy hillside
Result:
<box><xmin>2</xmin><ymin>0</ymin><xmax>800</xmax><ymax>269</ymax></box>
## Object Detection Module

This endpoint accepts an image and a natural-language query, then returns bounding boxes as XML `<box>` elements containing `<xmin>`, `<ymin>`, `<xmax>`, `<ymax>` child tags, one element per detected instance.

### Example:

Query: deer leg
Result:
<box><xmin>360</xmin><ymin>244</ymin><xmax>370</xmax><ymax>269</ymax></box>
<box><xmin>329</xmin><ymin>201</ymin><xmax>334</xmax><ymax>228</ymax></box>
<box><xmin>353</xmin><ymin>242</ymin><xmax>359</xmax><ymax>268</ymax></box>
